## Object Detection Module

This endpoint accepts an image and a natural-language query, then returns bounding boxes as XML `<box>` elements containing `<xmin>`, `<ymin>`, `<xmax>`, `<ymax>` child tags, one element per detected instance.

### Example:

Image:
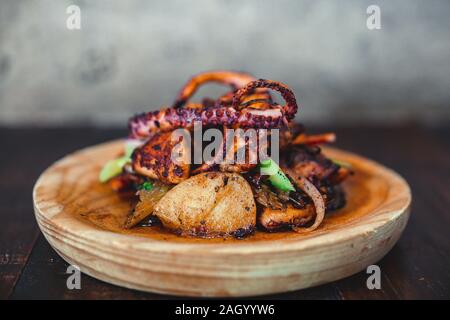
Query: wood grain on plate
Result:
<box><xmin>32</xmin><ymin>140</ymin><xmax>411</xmax><ymax>297</ymax></box>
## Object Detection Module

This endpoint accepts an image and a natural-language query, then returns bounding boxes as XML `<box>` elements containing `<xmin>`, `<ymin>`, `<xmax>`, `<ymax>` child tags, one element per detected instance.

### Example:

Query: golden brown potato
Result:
<box><xmin>123</xmin><ymin>182</ymin><xmax>171</xmax><ymax>229</ymax></box>
<box><xmin>258</xmin><ymin>205</ymin><xmax>315</xmax><ymax>231</ymax></box>
<box><xmin>153</xmin><ymin>172</ymin><xmax>256</xmax><ymax>238</ymax></box>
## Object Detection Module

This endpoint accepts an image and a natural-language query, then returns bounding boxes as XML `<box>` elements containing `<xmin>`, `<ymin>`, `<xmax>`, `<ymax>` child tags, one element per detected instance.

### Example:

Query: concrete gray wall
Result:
<box><xmin>1</xmin><ymin>0</ymin><xmax>449</xmax><ymax>126</ymax></box>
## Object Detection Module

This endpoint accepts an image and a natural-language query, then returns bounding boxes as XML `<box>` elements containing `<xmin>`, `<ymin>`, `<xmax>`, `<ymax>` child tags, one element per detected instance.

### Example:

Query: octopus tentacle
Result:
<box><xmin>173</xmin><ymin>70</ymin><xmax>272</xmax><ymax>109</ymax></box>
<box><xmin>232</xmin><ymin>79</ymin><xmax>298</xmax><ymax>120</ymax></box>
<box><xmin>173</xmin><ymin>70</ymin><xmax>257</xmax><ymax>108</ymax></box>
<box><xmin>129</xmin><ymin>79</ymin><xmax>298</xmax><ymax>139</ymax></box>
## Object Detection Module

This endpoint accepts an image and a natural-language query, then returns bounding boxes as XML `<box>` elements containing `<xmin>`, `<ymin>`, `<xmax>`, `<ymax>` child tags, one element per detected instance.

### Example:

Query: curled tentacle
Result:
<box><xmin>232</xmin><ymin>79</ymin><xmax>298</xmax><ymax>121</ymax></box>
<box><xmin>173</xmin><ymin>70</ymin><xmax>272</xmax><ymax>108</ymax></box>
<box><xmin>174</xmin><ymin>70</ymin><xmax>257</xmax><ymax>108</ymax></box>
<box><xmin>129</xmin><ymin>79</ymin><xmax>298</xmax><ymax>139</ymax></box>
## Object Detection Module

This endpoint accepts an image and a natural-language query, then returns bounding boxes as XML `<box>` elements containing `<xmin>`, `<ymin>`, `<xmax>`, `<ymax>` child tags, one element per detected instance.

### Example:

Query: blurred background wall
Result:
<box><xmin>0</xmin><ymin>0</ymin><xmax>449</xmax><ymax>127</ymax></box>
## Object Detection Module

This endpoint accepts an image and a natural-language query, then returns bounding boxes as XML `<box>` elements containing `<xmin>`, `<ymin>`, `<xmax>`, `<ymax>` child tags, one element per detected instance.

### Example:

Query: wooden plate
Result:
<box><xmin>33</xmin><ymin>140</ymin><xmax>411</xmax><ymax>297</ymax></box>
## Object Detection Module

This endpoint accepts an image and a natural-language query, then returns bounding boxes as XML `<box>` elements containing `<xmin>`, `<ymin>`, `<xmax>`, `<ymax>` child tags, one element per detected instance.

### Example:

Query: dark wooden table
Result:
<box><xmin>1</xmin><ymin>125</ymin><xmax>449</xmax><ymax>300</ymax></box>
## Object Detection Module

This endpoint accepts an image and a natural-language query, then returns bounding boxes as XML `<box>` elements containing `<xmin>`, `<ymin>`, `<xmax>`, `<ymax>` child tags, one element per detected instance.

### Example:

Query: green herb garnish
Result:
<box><xmin>99</xmin><ymin>157</ymin><xmax>128</xmax><ymax>183</ymax></box>
<box><xmin>140</xmin><ymin>181</ymin><xmax>154</xmax><ymax>191</ymax></box>
<box><xmin>99</xmin><ymin>139</ymin><xmax>141</xmax><ymax>183</ymax></box>
<box><xmin>259</xmin><ymin>158</ymin><xmax>295</xmax><ymax>192</ymax></box>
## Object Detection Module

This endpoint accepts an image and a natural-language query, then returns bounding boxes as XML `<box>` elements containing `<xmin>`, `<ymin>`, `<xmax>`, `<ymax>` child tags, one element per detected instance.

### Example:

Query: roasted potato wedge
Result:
<box><xmin>124</xmin><ymin>182</ymin><xmax>171</xmax><ymax>229</ymax></box>
<box><xmin>153</xmin><ymin>172</ymin><xmax>256</xmax><ymax>237</ymax></box>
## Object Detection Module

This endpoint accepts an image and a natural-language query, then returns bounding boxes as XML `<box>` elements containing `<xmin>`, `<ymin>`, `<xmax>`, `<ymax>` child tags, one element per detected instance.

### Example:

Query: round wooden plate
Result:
<box><xmin>33</xmin><ymin>140</ymin><xmax>411</xmax><ymax>297</ymax></box>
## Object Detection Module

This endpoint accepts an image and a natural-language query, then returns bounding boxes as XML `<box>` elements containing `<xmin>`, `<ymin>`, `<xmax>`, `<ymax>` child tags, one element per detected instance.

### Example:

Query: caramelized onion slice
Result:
<box><xmin>290</xmin><ymin>176</ymin><xmax>326</xmax><ymax>233</ymax></box>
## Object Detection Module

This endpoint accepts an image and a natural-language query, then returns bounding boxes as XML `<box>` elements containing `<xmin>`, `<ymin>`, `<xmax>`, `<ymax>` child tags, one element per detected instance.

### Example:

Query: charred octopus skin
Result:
<box><xmin>181</xmin><ymin>79</ymin><xmax>297</xmax><ymax>175</ymax></box>
<box><xmin>128</xmin><ymin>79</ymin><xmax>298</xmax><ymax>140</ymax></box>
<box><xmin>132</xmin><ymin>131</ymin><xmax>191</xmax><ymax>184</ymax></box>
<box><xmin>101</xmin><ymin>70</ymin><xmax>351</xmax><ymax>238</ymax></box>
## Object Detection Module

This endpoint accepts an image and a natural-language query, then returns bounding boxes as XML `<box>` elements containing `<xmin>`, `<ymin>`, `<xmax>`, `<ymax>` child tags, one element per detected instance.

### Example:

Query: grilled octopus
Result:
<box><xmin>173</xmin><ymin>70</ymin><xmax>272</xmax><ymax>108</ymax></box>
<box><xmin>129</xmin><ymin>76</ymin><xmax>298</xmax><ymax>139</ymax></box>
<box><xmin>107</xmin><ymin>71</ymin><xmax>350</xmax><ymax>238</ymax></box>
<box><xmin>131</xmin><ymin>72</ymin><xmax>298</xmax><ymax>180</ymax></box>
